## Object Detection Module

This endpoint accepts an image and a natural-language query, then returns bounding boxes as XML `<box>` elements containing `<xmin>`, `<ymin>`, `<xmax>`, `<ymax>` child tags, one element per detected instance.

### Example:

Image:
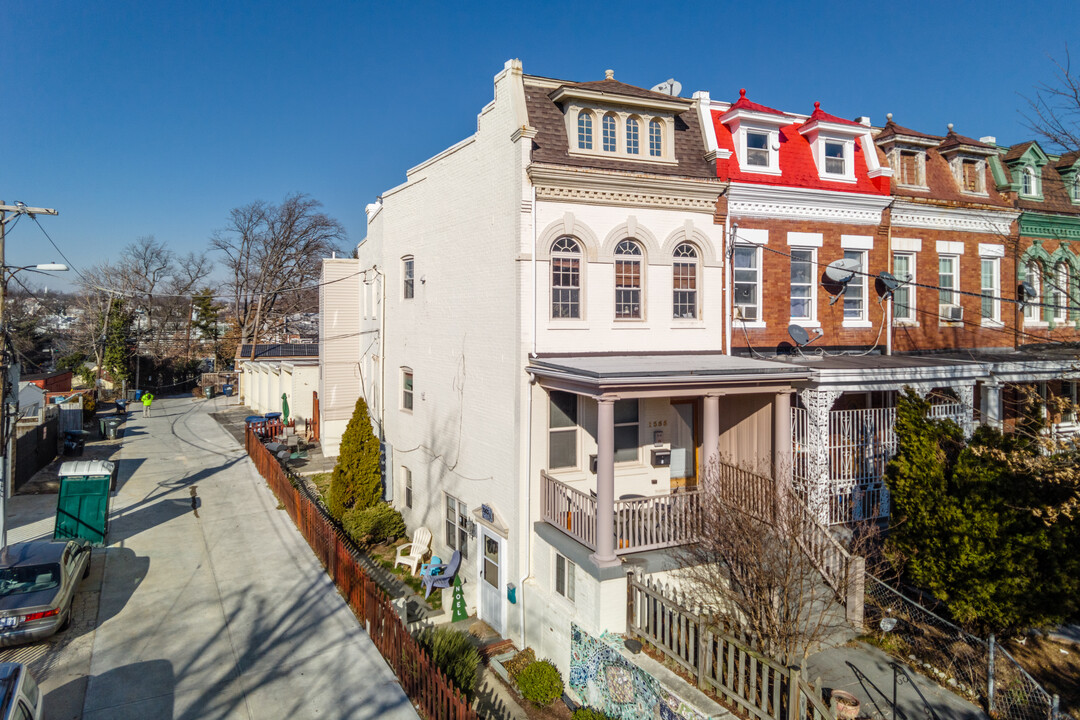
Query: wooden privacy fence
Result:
<box><xmin>245</xmin><ymin>427</ymin><xmax>476</xmax><ymax>720</ymax></box>
<box><xmin>627</xmin><ymin>572</ymin><xmax>838</xmax><ymax>720</ymax></box>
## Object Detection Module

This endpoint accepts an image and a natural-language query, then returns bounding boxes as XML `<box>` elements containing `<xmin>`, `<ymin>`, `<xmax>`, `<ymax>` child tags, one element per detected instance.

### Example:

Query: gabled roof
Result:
<box><xmin>1004</xmin><ymin>141</ymin><xmax>1036</xmax><ymax>163</ymax></box>
<box><xmin>566</xmin><ymin>78</ymin><xmax>687</xmax><ymax>103</ymax></box>
<box><xmin>725</xmin><ymin>88</ymin><xmax>786</xmax><ymax>117</ymax></box>
<box><xmin>1055</xmin><ymin>150</ymin><xmax>1080</xmax><ymax>171</ymax></box>
<box><xmin>937</xmin><ymin>127</ymin><xmax>996</xmax><ymax>154</ymax></box>
<box><xmin>875</xmin><ymin>118</ymin><xmax>941</xmax><ymax>145</ymax></box>
<box><xmin>801</xmin><ymin>102</ymin><xmax>864</xmax><ymax>129</ymax></box>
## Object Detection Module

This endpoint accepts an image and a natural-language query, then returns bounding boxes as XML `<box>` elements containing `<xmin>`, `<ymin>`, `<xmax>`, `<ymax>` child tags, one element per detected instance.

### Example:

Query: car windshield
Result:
<box><xmin>0</xmin><ymin>563</ymin><xmax>61</xmax><ymax>596</ymax></box>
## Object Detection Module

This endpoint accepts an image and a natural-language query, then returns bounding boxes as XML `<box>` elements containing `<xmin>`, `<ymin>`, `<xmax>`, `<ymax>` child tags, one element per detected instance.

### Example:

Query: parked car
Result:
<box><xmin>0</xmin><ymin>663</ymin><xmax>42</xmax><ymax>719</ymax></box>
<box><xmin>0</xmin><ymin>540</ymin><xmax>91</xmax><ymax>647</ymax></box>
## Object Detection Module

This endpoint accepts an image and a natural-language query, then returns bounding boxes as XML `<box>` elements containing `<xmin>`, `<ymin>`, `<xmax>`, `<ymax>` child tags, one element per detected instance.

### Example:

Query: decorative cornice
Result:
<box><xmin>528</xmin><ymin>163</ymin><xmax>726</xmax><ymax>212</ymax></box>
<box><xmin>891</xmin><ymin>199</ymin><xmax>1018</xmax><ymax>235</ymax></box>
<box><xmin>727</xmin><ymin>183</ymin><xmax>891</xmax><ymax>225</ymax></box>
<box><xmin>1019</xmin><ymin>210</ymin><xmax>1080</xmax><ymax>240</ymax></box>
<box><xmin>549</xmin><ymin>86</ymin><xmax>691</xmax><ymax>113</ymax></box>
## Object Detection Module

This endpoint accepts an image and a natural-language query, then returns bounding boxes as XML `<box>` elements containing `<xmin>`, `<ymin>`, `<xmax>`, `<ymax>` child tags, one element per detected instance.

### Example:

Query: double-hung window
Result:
<box><xmin>939</xmin><ymin>256</ymin><xmax>958</xmax><ymax>307</ymax></box>
<box><xmin>746</xmin><ymin>132</ymin><xmax>769</xmax><ymax>167</ymax></box>
<box><xmin>790</xmin><ymin>249</ymin><xmax>815</xmax><ymax>321</ymax></box>
<box><xmin>614</xmin><ymin>240</ymin><xmax>642</xmax><ymax>319</ymax></box>
<box><xmin>672</xmin><ymin>243</ymin><xmax>698</xmax><ymax>319</ymax></box>
<box><xmin>401</xmin><ymin>368</ymin><xmax>414</xmax><ymax>411</ymax></box>
<box><xmin>843</xmin><ymin>250</ymin><xmax>866</xmax><ymax>320</ymax></box>
<box><xmin>1021</xmin><ymin>167</ymin><xmax>1039</xmax><ymax>197</ymax></box>
<box><xmin>444</xmin><ymin>494</ymin><xmax>469</xmax><ymax>559</ymax></box>
<box><xmin>825</xmin><ymin>142</ymin><xmax>846</xmax><ymax>175</ymax></box>
<box><xmin>403</xmin><ymin>467</ymin><xmax>412</xmax><ymax>509</ymax></box>
<box><xmin>613</xmin><ymin>399</ymin><xmax>639</xmax><ymax>463</ymax></box>
<box><xmin>892</xmin><ymin>253</ymin><xmax>914</xmax><ymax>322</ymax></box>
<box><xmin>403</xmin><ymin>257</ymin><xmax>415</xmax><ymax>299</ymax></box>
<box><xmin>626</xmin><ymin>118</ymin><xmax>640</xmax><ymax>155</ymax></box>
<box><xmin>577</xmin><ymin>111</ymin><xmax>593</xmax><ymax>150</ymax></box>
<box><xmin>555</xmin><ymin>553</ymin><xmax>576</xmax><ymax>602</ymax></box>
<box><xmin>733</xmin><ymin>245</ymin><xmax>760</xmax><ymax>321</ymax></box>
<box><xmin>549</xmin><ymin>391</ymin><xmax>578</xmax><ymax>469</ymax></box>
<box><xmin>980</xmin><ymin>257</ymin><xmax>1000</xmax><ymax>322</ymax></box>
<box><xmin>551</xmin><ymin>237</ymin><xmax>582</xmax><ymax>319</ymax></box>
<box><xmin>1053</xmin><ymin>263</ymin><xmax>1069</xmax><ymax>323</ymax></box>
<box><xmin>1024</xmin><ymin>262</ymin><xmax>1042</xmax><ymax>323</ymax></box>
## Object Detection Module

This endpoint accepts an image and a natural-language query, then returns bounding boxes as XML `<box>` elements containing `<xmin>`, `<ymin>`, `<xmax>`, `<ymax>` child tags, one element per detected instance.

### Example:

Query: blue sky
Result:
<box><xmin>5</xmin><ymin>0</ymin><xmax>1078</xmax><ymax>292</ymax></box>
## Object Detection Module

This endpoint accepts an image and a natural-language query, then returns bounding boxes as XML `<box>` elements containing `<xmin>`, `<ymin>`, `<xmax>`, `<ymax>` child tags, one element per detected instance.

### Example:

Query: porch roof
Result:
<box><xmin>771</xmin><ymin>352</ymin><xmax>989</xmax><ymax>391</ymax></box>
<box><xmin>936</xmin><ymin>346</ymin><xmax>1080</xmax><ymax>383</ymax></box>
<box><xmin>528</xmin><ymin>353</ymin><xmax>810</xmax><ymax>397</ymax></box>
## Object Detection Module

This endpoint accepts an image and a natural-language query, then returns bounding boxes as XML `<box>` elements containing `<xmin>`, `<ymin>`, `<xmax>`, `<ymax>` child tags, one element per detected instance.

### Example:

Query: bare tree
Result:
<box><xmin>676</xmin><ymin>458</ymin><xmax>855</xmax><ymax>665</ymax></box>
<box><xmin>210</xmin><ymin>193</ymin><xmax>346</xmax><ymax>348</ymax></box>
<box><xmin>1024</xmin><ymin>48</ymin><xmax>1080</xmax><ymax>154</ymax></box>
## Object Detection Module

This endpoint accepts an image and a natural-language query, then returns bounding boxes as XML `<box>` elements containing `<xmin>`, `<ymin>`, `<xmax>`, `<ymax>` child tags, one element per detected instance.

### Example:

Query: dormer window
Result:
<box><xmin>1021</xmin><ymin>166</ymin><xmax>1039</xmax><ymax>197</ymax></box>
<box><xmin>746</xmin><ymin>132</ymin><xmax>770</xmax><ymax>167</ymax></box>
<box><xmin>1072</xmin><ymin>174</ymin><xmax>1080</xmax><ymax>202</ymax></box>
<box><xmin>962</xmin><ymin>159</ymin><xmax>981</xmax><ymax>193</ymax></box>
<box><xmin>825</xmin><ymin>142</ymin><xmax>846</xmax><ymax>175</ymax></box>
<box><xmin>649</xmin><ymin>120</ymin><xmax>662</xmax><ymax>157</ymax></box>
<box><xmin>899</xmin><ymin>151</ymin><xmax>922</xmax><ymax>186</ymax></box>
<box><xmin>577</xmin><ymin>111</ymin><xmax>593</xmax><ymax>150</ymax></box>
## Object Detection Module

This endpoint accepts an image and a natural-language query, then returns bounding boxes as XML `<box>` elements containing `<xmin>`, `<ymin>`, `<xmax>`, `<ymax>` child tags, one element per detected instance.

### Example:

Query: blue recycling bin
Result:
<box><xmin>134</xmin><ymin>390</ymin><xmax>143</xmax><ymax>401</ymax></box>
<box><xmin>223</xmin><ymin>384</ymin><xmax>234</xmax><ymax>397</ymax></box>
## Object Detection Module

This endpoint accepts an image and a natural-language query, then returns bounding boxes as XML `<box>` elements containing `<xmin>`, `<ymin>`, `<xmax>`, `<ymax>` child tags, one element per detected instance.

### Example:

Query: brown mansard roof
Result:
<box><xmin>523</xmin><ymin>75</ymin><xmax>716</xmax><ymax>179</ymax></box>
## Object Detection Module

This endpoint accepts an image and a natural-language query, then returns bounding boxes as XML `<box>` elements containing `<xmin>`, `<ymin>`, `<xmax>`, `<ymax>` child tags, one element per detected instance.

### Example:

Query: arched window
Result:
<box><xmin>577</xmin><ymin>111</ymin><xmax>593</xmax><ymax>150</ymax></box>
<box><xmin>1054</xmin><ymin>262</ymin><xmax>1069</xmax><ymax>322</ymax></box>
<box><xmin>1073</xmin><ymin>175</ymin><xmax>1080</xmax><ymax>202</ymax></box>
<box><xmin>1022</xmin><ymin>166</ymin><xmax>1038</xmax><ymax>196</ymax></box>
<box><xmin>626</xmin><ymin>117</ymin><xmax>640</xmax><ymax>155</ymax></box>
<box><xmin>1025</xmin><ymin>261</ymin><xmax>1042</xmax><ymax>323</ymax></box>
<box><xmin>602</xmin><ymin>114</ymin><xmax>617</xmax><ymax>152</ymax></box>
<box><xmin>551</xmin><ymin>237</ymin><xmax>582</xmax><ymax>319</ymax></box>
<box><xmin>672</xmin><ymin>243</ymin><xmax>698</xmax><ymax>319</ymax></box>
<box><xmin>614</xmin><ymin>240</ymin><xmax>643</xmax><ymax>319</ymax></box>
<box><xmin>649</xmin><ymin>120</ymin><xmax>663</xmax><ymax>157</ymax></box>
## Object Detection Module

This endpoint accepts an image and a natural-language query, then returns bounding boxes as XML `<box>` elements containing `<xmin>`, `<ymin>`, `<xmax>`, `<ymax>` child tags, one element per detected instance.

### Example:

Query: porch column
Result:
<box><xmin>702</xmin><ymin>395</ymin><xmax>720</xmax><ymax>478</ymax></box>
<box><xmin>590</xmin><ymin>398</ymin><xmax>619</xmax><ymax>568</ymax></box>
<box><xmin>956</xmin><ymin>384</ymin><xmax>976</xmax><ymax>438</ymax></box>
<box><xmin>797</xmin><ymin>388</ymin><xmax>840</xmax><ymax>525</ymax></box>
<box><xmin>773</xmin><ymin>391</ymin><xmax>793</xmax><ymax>515</ymax></box>
<box><xmin>981</xmin><ymin>381</ymin><xmax>1003</xmax><ymax>431</ymax></box>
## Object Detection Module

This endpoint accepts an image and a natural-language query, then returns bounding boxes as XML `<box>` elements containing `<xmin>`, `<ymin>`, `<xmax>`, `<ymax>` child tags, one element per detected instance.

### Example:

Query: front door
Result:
<box><xmin>477</xmin><ymin>528</ymin><xmax>504</xmax><ymax>634</ymax></box>
<box><xmin>670</xmin><ymin>400</ymin><xmax>698</xmax><ymax>491</ymax></box>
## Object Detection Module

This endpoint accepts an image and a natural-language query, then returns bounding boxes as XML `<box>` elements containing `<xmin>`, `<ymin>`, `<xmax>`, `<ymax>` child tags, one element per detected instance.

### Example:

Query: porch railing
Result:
<box><xmin>540</xmin><ymin>472</ymin><xmax>701</xmax><ymax>554</ymax></box>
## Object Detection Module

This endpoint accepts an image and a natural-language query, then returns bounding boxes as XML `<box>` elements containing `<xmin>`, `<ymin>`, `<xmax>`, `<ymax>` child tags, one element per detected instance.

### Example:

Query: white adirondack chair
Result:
<box><xmin>394</xmin><ymin>527</ymin><xmax>432</xmax><ymax>575</ymax></box>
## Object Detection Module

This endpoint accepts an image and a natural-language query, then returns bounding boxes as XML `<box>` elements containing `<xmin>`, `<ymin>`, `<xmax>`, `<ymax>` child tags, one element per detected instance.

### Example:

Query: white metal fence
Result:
<box><xmin>792</xmin><ymin>402</ymin><xmax>966</xmax><ymax>526</ymax></box>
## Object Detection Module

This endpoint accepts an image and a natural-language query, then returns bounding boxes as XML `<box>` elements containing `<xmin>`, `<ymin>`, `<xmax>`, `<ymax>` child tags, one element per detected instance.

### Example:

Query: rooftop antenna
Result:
<box><xmin>824</xmin><ymin>257</ymin><xmax>860</xmax><ymax>305</ymax></box>
<box><xmin>650</xmin><ymin>78</ymin><xmax>683</xmax><ymax>96</ymax></box>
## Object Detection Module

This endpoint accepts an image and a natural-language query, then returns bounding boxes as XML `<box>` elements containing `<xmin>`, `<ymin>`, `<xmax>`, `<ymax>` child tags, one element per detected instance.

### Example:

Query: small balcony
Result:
<box><xmin>540</xmin><ymin>471</ymin><xmax>701</xmax><ymax>555</ymax></box>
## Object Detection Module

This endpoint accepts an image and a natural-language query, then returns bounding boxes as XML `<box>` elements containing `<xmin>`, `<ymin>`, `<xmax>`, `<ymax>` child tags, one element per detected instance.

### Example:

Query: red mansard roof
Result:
<box><xmin>725</xmin><ymin>88</ymin><xmax>786</xmax><ymax>117</ymax></box>
<box><xmin>802</xmin><ymin>102</ymin><xmax>865</xmax><ymax>128</ymax></box>
<box><xmin>712</xmin><ymin>102</ymin><xmax>889</xmax><ymax>195</ymax></box>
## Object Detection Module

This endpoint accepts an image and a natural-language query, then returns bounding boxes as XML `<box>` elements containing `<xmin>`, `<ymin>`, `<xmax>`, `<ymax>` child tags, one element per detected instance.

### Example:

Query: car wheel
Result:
<box><xmin>83</xmin><ymin>561</ymin><xmax>90</xmax><ymax>579</ymax></box>
<box><xmin>59</xmin><ymin>610</ymin><xmax>71</xmax><ymax>632</ymax></box>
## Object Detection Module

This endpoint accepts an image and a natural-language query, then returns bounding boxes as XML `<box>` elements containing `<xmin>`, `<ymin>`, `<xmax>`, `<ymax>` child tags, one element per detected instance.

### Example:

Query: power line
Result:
<box><xmin>31</xmin><ymin>215</ymin><xmax>84</xmax><ymax>281</ymax></box>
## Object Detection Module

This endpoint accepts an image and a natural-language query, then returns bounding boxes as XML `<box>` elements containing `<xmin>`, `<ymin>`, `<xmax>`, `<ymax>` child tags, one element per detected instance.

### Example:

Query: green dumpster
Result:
<box><xmin>54</xmin><ymin>460</ymin><xmax>116</xmax><ymax>546</ymax></box>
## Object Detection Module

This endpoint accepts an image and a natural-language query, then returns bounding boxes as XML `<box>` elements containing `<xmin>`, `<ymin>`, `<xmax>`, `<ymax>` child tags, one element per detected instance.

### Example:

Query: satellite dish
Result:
<box><xmin>1021</xmin><ymin>281</ymin><xmax>1038</xmax><ymax>299</ymax></box>
<box><xmin>878</xmin><ymin>271</ymin><xmax>901</xmax><ymax>292</ymax></box>
<box><xmin>650</xmin><ymin>78</ymin><xmax>683</xmax><ymax>96</ymax></box>
<box><xmin>825</xmin><ymin>258</ymin><xmax>860</xmax><ymax>283</ymax></box>
<box><xmin>788</xmin><ymin>324</ymin><xmax>810</xmax><ymax>346</ymax></box>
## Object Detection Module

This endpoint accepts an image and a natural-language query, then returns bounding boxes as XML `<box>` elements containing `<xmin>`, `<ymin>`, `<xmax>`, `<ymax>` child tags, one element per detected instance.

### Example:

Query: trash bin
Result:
<box><xmin>134</xmin><ymin>390</ymin><xmax>143</xmax><ymax>401</ymax></box>
<box><xmin>55</xmin><ymin>460</ymin><xmax>115</xmax><ymax>546</ymax></box>
<box><xmin>63</xmin><ymin>431</ymin><xmax>87</xmax><ymax>456</ymax></box>
<box><xmin>105</xmin><ymin>419</ymin><xmax>121</xmax><ymax>439</ymax></box>
<box><xmin>204</xmin><ymin>386</ymin><xmax>215</xmax><ymax>399</ymax></box>
<box><xmin>222</xmin><ymin>384</ymin><xmax>234</xmax><ymax>397</ymax></box>
<box><xmin>115</xmin><ymin>399</ymin><xmax>127</xmax><ymax>415</ymax></box>
<box><xmin>98</xmin><ymin>417</ymin><xmax>108</xmax><ymax>438</ymax></box>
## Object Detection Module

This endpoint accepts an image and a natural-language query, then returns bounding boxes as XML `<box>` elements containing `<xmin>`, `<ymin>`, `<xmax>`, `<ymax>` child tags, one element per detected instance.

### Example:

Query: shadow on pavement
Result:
<box><xmin>50</xmin><ymin>659</ymin><xmax>175</xmax><ymax>720</ymax></box>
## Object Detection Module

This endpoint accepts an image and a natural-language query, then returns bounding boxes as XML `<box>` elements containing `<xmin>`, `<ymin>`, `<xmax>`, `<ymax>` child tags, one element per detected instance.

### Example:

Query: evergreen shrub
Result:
<box><xmin>516</xmin><ymin>659</ymin><xmax>563</xmax><ymax>707</ymax></box>
<box><xmin>416</xmin><ymin>626</ymin><xmax>481</xmax><ymax>699</ymax></box>
<box><xmin>328</xmin><ymin>397</ymin><xmax>382</xmax><ymax>519</ymax></box>
<box><xmin>572</xmin><ymin>708</ymin><xmax>619</xmax><ymax>720</ymax></box>
<box><xmin>504</xmin><ymin>647</ymin><xmax>535</xmax><ymax>679</ymax></box>
<box><xmin>342</xmin><ymin>503</ymin><xmax>405</xmax><ymax>547</ymax></box>
<box><xmin>82</xmin><ymin>394</ymin><xmax>97</xmax><ymax>421</ymax></box>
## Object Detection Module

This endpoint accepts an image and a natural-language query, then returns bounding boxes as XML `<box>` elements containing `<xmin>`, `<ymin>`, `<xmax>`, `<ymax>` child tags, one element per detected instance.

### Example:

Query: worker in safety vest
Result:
<box><xmin>141</xmin><ymin>391</ymin><xmax>155</xmax><ymax>417</ymax></box>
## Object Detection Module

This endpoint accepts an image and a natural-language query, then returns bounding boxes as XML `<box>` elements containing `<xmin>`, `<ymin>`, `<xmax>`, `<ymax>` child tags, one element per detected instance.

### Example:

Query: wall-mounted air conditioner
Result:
<box><xmin>939</xmin><ymin>305</ymin><xmax>964</xmax><ymax>321</ymax></box>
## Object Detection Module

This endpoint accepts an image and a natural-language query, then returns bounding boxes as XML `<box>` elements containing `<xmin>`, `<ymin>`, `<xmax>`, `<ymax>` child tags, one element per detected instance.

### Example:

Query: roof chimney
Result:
<box><xmin>979</xmin><ymin>136</ymin><xmax>997</xmax><ymax>145</ymax></box>
<box><xmin>855</xmin><ymin>116</ymin><xmax>871</xmax><ymax>127</ymax></box>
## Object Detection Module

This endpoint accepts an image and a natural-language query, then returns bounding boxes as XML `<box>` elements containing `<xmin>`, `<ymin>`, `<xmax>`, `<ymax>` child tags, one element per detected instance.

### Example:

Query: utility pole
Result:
<box><xmin>0</xmin><ymin>201</ymin><xmax>60</xmax><ymax>552</ymax></box>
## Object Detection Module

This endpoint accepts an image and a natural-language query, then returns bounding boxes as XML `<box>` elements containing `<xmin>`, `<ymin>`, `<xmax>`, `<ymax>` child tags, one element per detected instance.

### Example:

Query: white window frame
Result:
<box><xmin>1021</xmin><ymin>166</ymin><xmax>1040</xmax><ymax>198</ymax></box>
<box><xmin>980</xmin><ymin>256</ymin><xmax>1001</xmax><ymax>325</ymax></box>
<box><xmin>1053</xmin><ymin>262</ymin><xmax>1069</xmax><ymax>324</ymax></box>
<box><xmin>732</xmin><ymin>243</ymin><xmax>762</xmax><ymax>325</ymax></box>
<box><xmin>444</xmin><ymin>493</ymin><xmax>469</xmax><ymax>559</ymax></box>
<box><xmin>789</xmin><ymin>248</ymin><xmax>816</xmax><ymax>322</ymax></box>
<box><xmin>614</xmin><ymin>240</ymin><xmax>643</xmax><ymax>320</ymax></box>
<box><xmin>403</xmin><ymin>466</ymin><xmax>412</xmax><ymax>509</ymax></box>
<box><xmin>1025</xmin><ymin>261</ymin><xmax>1044</xmax><ymax>325</ymax></box>
<box><xmin>401</xmin><ymin>368</ymin><xmax>414</xmax><ymax>412</ymax></box>
<box><xmin>551</xmin><ymin>237</ymin><xmax>583</xmax><ymax>320</ymax></box>
<box><xmin>577</xmin><ymin>110</ymin><xmax>594</xmax><ymax>150</ymax></box>
<box><xmin>938</xmin><ymin>255</ymin><xmax>959</xmax><ymax>309</ymax></box>
<box><xmin>745</xmin><ymin>130</ymin><xmax>771</xmax><ymax>169</ymax></box>
<box><xmin>402</xmin><ymin>257</ymin><xmax>415</xmax><ymax>300</ymax></box>
<box><xmin>548</xmin><ymin>390</ymin><xmax>578</xmax><ymax>470</ymax></box>
<box><xmin>824</xmin><ymin>141</ymin><xmax>847</xmax><ymax>176</ymax></box>
<box><xmin>892</xmin><ymin>252</ymin><xmax>916</xmax><ymax>324</ymax></box>
<box><xmin>555</xmin><ymin>552</ymin><xmax>576</xmax><ymax>602</ymax></box>
<box><xmin>625</xmin><ymin>116</ymin><xmax>640</xmax><ymax>155</ymax></box>
<box><xmin>672</xmin><ymin>243</ymin><xmax>699</xmax><ymax>320</ymax></box>
<box><xmin>648</xmin><ymin>119</ymin><xmax>663</xmax><ymax>157</ymax></box>
<box><xmin>842</xmin><ymin>249</ymin><xmax>868</xmax><ymax>324</ymax></box>
<box><xmin>602</xmin><ymin>113</ymin><xmax>617</xmax><ymax>152</ymax></box>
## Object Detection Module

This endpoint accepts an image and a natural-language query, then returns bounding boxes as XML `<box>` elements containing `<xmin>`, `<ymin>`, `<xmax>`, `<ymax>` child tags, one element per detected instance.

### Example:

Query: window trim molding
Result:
<box><xmin>892</xmin><ymin>251</ymin><xmax>917</xmax><ymax>325</ymax></box>
<box><xmin>550</xmin><ymin>236</ymin><xmax>585</xmax><ymax>321</ymax></box>
<box><xmin>789</xmin><ymin>246</ymin><xmax>817</xmax><ymax>323</ymax></box>
<box><xmin>402</xmin><ymin>256</ymin><xmax>415</xmax><ymax>300</ymax></box>
<box><xmin>841</xmin><ymin>248</ymin><xmax>868</xmax><ymax>326</ymax></box>
<box><xmin>400</xmin><ymin>367</ymin><xmax>414</xmax><ymax>412</ymax></box>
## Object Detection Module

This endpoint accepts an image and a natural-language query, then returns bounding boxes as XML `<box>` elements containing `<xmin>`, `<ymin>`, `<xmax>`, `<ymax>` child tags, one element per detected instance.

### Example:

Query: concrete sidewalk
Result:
<box><xmin>8</xmin><ymin>395</ymin><xmax>419</xmax><ymax>720</ymax></box>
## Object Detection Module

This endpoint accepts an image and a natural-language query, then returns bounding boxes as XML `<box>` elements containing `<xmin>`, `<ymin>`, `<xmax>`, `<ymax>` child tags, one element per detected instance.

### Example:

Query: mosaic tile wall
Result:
<box><xmin>568</xmin><ymin>623</ymin><xmax>707</xmax><ymax>720</ymax></box>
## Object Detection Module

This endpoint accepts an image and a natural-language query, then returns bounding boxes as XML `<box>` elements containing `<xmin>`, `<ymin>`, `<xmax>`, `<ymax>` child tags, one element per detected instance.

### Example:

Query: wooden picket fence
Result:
<box><xmin>627</xmin><ymin>571</ymin><xmax>838</xmax><ymax>720</ymax></box>
<box><xmin>245</xmin><ymin>427</ymin><xmax>476</xmax><ymax>720</ymax></box>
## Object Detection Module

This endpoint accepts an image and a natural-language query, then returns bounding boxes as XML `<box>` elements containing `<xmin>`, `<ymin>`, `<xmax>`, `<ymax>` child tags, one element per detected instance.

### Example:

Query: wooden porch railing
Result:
<box><xmin>541</xmin><ymin>472</ymin><xmax>701</xmax><ymax>554</ymax></box>
<box><xmin>627</xmin><ymin>571</ymin><xmax>837</xmax><ymax>720</ymax></box>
